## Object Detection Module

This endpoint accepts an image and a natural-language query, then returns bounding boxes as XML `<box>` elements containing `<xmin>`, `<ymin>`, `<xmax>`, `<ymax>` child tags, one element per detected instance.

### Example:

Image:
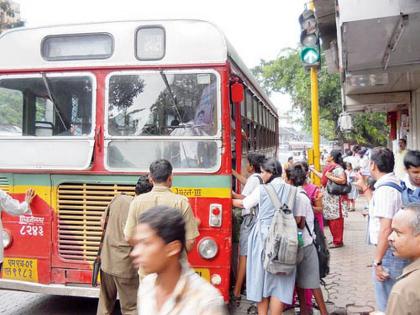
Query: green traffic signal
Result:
<box><xmin>299</xmin><ymin>8</ymin><xmax>320</xmax><ymax>68</ymax></box>
<box><xmin>300</xmin><ymin>46</ymin><xmax>320</xmax><ymax>65</ymax></box>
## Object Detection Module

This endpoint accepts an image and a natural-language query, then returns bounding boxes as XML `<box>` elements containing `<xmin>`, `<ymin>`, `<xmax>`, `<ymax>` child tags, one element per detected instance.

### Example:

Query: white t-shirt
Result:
<box><xmin>360</xmin><ymin>155</ymin><xmax>370</xmax><ymax>176</ymax></box>
<box><xmin>241</xmin><ymin>173</ymin><xmax>261</xmax><ymax>216</ymax></box>
<box><xmin>0</xmin><ymin>190</ymin><xmax>31</xmax><ymax>263</ymax></box>
<box><xmin>402</xmin><ymin>173</ymin><xmax>419</xmax><ymax>190</ymax></box>
<box><xmin>369</xmin><ymin>173</ymin><xmax>402</xmax><ymax>245</ymax></box>
<box><xmin>242</xmin><ymin>174</ymin><xmax>261</xmax><ymax>196</ymax></box>
<box><xmin>394</xmin><ymin>149</ymin><xmax>407</xmax><ymax>180</ymax></box>
<box><xmin>296</xmin><ymin>190</ymin><xmax>315</xmax><ymax>247</ymax></box>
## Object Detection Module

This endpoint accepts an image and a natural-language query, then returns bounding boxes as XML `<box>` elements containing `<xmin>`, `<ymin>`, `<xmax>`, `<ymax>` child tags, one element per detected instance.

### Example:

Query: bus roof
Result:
<box><xmin>0</xmin><ymin>19</ymin><xmax>277</xmax><ymax>115</ymax></box>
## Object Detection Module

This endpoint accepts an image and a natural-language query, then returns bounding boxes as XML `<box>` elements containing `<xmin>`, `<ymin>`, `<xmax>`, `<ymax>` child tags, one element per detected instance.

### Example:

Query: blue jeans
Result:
<box><xmin>373</xmin><ymin>248</ymin><xmax>409</xmax><ymax>311</ymax></box>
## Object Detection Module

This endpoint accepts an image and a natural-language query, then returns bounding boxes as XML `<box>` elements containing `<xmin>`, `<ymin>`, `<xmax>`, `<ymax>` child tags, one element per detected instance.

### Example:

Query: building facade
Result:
<box><xmin>315</xmin><ymin>0</ymin><xmax>420</xmax><ymax>150</ymax></box>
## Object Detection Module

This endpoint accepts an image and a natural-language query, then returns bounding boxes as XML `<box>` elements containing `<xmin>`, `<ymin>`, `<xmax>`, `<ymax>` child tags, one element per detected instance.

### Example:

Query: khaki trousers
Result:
<box><xmin>96</xmin><ymin>270</ymin><xmax>139</xmax><ymax>315</ymax></box>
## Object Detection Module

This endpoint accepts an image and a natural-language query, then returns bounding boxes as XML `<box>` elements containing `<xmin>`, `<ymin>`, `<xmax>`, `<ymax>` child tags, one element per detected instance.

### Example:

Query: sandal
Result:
<box><xmin>247</xmin><ymin>303</ymin><xmax>258</xmax><ymax>315</ymax></box>
<box><xmin>329</xmin><ymin>243</ymin><xmax>344</xmax><ymax>249</ymax></box>
<box><xmin>231</xmin><ymin>294</ymin><xmax>241</xmax><ymax>307</ymax></box>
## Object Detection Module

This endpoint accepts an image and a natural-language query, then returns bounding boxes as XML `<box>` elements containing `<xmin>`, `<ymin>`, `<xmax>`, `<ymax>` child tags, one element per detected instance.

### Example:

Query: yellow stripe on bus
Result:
<box><xmin>171</xmin><ymin>187</ymin><xmax>230</xmax><ymax>198</ymax></box>
<box><xmin>10</xmin><ymin>185</ymin><xmax>231</xmax><ymax>212</ymax></box>
<box><xmin>11</xmin><ymin>185</ymin><xmax>51</xmax><ymax>202</ymax></box>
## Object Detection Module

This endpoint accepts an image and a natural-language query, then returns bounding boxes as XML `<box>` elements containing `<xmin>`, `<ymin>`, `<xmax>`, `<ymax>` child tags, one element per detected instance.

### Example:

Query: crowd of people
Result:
<box><xmin>0</xmin><ymin>141</ymin><xmax>419</xmax><ymax>315</ymax></box>
<box><xmin>229</xmin><ymin>143</ymin><xmax>420</xmax><ymax>315</ymax></box>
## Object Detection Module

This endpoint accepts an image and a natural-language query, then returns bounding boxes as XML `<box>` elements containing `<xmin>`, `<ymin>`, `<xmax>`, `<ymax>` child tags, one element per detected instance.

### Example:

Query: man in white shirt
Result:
<box><xmin>368</xmin><ymin>147</ymin><xmax>409</xmax><ymax>312</ymax></box>
<box><xmin>131</xmin><ymin>205</ymin><xmax>226</xmax><ymax>315</ymax></box>
<box><xmin>0</xmin><ymin>189</ymin><xmax>35</xmax><ymax>269</ymax></box>
<box><xmin>394</xmin><ymin>138</ymin><xmax>408</xmax><ymax>180</ymax></box>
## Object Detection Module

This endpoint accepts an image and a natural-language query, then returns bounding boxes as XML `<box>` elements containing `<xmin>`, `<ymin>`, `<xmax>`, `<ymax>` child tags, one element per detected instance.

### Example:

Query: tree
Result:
<box><xmin>109</xmin><ymin>75</ymin><xmax>145</xmax><ymax>110</ymax></box>
<box><xmin>0</xmin><ymin>0</ymin><xmax>24</xmax><ymax>33</ymax></box>
<box><xmin>252</xmin><ymin>48</ymin><xmax>389</xmax><ymax>146</ymax></box>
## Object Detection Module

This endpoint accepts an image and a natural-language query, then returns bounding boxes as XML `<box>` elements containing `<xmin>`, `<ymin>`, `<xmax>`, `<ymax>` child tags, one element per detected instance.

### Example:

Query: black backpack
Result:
<box><xmin>306</xmin><ymin>218</ymin><xmax>330</xmax><ymax>279</ymax></box>
<box><xmin>300</xmin><ymin>191</ymin><xmax>330</xmax><ymax>279</ymax></box>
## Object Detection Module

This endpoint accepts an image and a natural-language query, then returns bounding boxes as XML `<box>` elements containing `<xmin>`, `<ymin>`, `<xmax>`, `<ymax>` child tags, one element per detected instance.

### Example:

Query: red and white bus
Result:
<box><xmin>0</xmin><ymin>19</ymin><xmax>278</xmax><ymax>300</ymax></box>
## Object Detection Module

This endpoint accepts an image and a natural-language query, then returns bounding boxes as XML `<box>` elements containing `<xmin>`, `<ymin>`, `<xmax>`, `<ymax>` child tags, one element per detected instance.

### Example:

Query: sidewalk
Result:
<box><xmin>322</xmin><ymin>197</ymin><xmax>376</xmax><ymax>314</ymax></box>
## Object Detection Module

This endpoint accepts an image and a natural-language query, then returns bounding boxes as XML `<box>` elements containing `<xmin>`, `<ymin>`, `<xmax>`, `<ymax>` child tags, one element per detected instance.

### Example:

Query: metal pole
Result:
<box><xmin>311</xmin><ymin>68</ymin><xmax>321</xmax><ymax>185</ymax></box>
<box><xmin>309</xmin><ymin>0</ymin><xmax>321</xmax><ymax>185</ymax></box>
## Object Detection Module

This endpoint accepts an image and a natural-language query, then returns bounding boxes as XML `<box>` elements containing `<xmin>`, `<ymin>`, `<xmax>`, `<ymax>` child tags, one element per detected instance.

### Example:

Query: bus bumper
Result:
<box><xmin>0</xmin><ymin>279</ymin><xmax>99</xmax><ymax>298</ymax></box>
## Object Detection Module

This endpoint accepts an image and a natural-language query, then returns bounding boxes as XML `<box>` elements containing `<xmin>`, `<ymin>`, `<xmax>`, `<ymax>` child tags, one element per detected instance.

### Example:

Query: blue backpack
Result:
<box><xmin>377</xmin><ymin>181</ymin><xmax>420</xmax><ymax>206</ymax></box>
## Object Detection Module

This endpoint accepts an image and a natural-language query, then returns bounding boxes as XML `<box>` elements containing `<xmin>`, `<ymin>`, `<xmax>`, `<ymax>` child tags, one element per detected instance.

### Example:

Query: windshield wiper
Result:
<box><xmin>160</xmin><ymin>71</ymin><xmax>191</xmax><ymax>168</ymax></box>
<box><xmin>41</xmin><ymin>72</ymin><xmax>68</xmax><ymax>131</ymax></box>
<box><xmin>160</xmin><ymin>71</ymin><xmax>185</xmax><ymax>126</ymax></box>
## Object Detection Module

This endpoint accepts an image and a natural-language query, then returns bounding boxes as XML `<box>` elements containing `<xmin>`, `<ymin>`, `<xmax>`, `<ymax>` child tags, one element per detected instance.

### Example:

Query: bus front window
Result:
<box><xmin>107</xmin><ymin>71</ymin><xmax>217</xmax><ymax>137</ymax></box>
<box><xmin>0</xmin><ymin>74</ymin><xmax>93</xmax><ymax>137</ymax></box>
<box><xmin>105</xmin><ymin>70</ymin><xmax>221</xmax><ymax>171</ymax></box>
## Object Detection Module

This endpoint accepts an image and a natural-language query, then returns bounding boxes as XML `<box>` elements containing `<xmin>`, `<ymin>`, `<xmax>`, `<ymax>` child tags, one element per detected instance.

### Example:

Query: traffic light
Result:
<box><xmin>299</xmin><ymin>9</ymin><xmax>320</xmax><ymax>68</ymax></box>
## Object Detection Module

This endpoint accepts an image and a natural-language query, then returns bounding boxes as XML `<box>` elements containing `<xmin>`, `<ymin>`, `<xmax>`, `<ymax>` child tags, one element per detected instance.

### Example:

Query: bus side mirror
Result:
<box><xmin>230</xmin><ymin>82</ymin><xmax>244</xmax><ymax>104</ymax></box>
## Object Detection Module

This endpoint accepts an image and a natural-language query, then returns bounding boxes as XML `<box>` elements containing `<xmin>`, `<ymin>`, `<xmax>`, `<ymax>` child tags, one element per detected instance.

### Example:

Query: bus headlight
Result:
<box><xmin>2</xmin><ymin>229</ymin><xmax>12</xmax><ymax>249</ymax></box>
<box><xmin>198</xmin><ymin>237</ymin><xmax>218</xmax><ymax>260</ymax></box>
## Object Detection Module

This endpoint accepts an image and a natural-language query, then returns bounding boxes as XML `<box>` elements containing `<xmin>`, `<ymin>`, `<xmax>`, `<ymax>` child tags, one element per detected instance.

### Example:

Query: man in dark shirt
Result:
<box><xmin>96</xmin><ymin>176</ymin><xmax>152</xmax><ymax>315</ymax></box>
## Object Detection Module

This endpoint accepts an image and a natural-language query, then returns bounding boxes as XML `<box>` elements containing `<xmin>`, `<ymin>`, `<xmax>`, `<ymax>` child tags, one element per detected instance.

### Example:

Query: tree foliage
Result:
<box><xmin>109</xmin><ymin>75</ymin><xmax>145</xmax><ymax>109</ymax></box>
<box><xmin>0</xmin><ymin>87</ymin><xmax>21</xmax><ymax>126</ymax></box>
<box><xmin>252</xmin><ymin>48</ymin><xmax>388</xmax><ymax>146</ymax></box>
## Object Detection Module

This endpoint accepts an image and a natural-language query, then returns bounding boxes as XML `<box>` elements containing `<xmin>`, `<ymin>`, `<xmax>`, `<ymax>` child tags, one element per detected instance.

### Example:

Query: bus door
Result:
<box><xmin>230</xmin><ymin>79</ymin><xmax>244</xmax><ymax>189</ymax></box>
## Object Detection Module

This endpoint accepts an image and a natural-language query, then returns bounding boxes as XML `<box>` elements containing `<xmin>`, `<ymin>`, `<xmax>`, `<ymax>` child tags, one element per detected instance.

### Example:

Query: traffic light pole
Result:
<box><xmin>309</xmin><ymin>0</ymin><xmax>321</xmax><ymax>185</ymax></box>
<box><xmin>310</xmin><ymin>67</ymin><xmax>321</xmax><ymax>185</ymax></box>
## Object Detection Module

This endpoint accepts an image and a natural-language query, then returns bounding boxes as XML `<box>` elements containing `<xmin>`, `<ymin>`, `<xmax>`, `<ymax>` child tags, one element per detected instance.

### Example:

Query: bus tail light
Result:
<box><xmin>2</xmin><ymin>229</ymin><xmax>12</xmax><ymax>249</ymax></box>
<box><xmin>198</xmin><ymin>237</ymin><xmax>218</xmax><ymax>259</ymax></box>
<box><xmin>209</xmin><ymin>204</ymin><xmax>222</xmax><ymax>227</ymax></box>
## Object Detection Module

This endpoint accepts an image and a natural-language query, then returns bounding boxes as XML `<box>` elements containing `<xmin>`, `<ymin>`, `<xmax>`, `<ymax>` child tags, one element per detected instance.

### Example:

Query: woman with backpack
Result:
<box><xmin>232</xmin><ymin>158</ymin><xmax>298</xmax><ymax>315</ymax></box>
<box><xmin>310</xmin><ymin>150</ymin><xmax>348</xmax><ymax>248</ymax></box>
<box><xmin>286</xmin><ymin>164</ymin><xmax>328</xmax><ymax>315</ymax></box>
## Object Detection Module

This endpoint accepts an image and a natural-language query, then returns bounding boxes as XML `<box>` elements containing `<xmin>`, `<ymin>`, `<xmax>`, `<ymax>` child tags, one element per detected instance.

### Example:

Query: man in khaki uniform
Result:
<box><xmin>97</xmin><ymin>176</ymin><xmax>152</xmax><ymax>315</ymax></box>
<box><xmin>124</xmin><ymin>159</ymin><xmax>199</xmax><ymax>253</ymax></box>
<box><xmin>386</xmin><ymin>204</ymin><xmax>420</xmax><ymax>314</ymax></box>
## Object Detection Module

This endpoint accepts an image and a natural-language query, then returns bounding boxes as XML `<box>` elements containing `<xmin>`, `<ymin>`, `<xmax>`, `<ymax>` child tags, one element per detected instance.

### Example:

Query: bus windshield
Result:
<box><xmin>106</xmin><ymin>71</ymin><xmax>218</xmax><ymax>137</ymax></box>
<box><xmin>0</xmin><ymin>74</ymin><xmax>94</xmax><ymax>137</ymax></box>
<box><xmin>105</xmin><ymin>70</ymin><xmax>221</xmax><ymax>171</ymax></box>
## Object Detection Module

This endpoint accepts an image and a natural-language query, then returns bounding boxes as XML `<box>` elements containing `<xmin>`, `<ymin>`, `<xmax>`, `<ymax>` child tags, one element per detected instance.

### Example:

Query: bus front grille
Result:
<box><xmin>57</xmin><ymin>183</ymin><xmax>135</xmax><ymax>263</ymax></box>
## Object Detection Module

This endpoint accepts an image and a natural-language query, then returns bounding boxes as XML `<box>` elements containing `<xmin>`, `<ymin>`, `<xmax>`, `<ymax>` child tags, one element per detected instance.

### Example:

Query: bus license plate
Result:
<box><xmin>2</xmin><ymin>258</ymin><xmax>38</xmax><ymax>282</ymax></box>
<box><xmin>194</xmin><ymin>268</ymin><xmax>210</xmax><ymax>281</ymax></box>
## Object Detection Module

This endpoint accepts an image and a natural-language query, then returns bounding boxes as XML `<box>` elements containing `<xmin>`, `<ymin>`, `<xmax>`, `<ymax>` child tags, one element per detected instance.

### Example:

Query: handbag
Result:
<box><xmin>327</xmin><ymin>180</ymin><xmax>352</xmax><ymax>195</ymax></box>
<box><xmin>92</xmin><ymin>201</ymin><xmax>112</xmax><ymax>287</ymax></box>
